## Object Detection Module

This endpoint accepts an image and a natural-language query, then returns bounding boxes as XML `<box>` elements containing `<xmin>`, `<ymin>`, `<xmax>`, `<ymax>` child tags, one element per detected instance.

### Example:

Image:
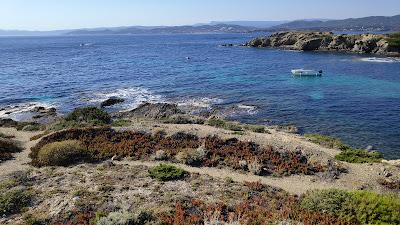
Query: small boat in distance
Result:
<box><xmin>291</xmin><ymin>69</ymin><xmax>323</xmax><ymax>76</ymax></box>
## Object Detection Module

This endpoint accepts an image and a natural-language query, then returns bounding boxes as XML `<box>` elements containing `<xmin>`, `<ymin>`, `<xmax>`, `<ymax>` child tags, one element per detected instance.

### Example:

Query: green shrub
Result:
<box><xmin>0</xmin><ymin>138</ymin><xmax>22</xmax><ymax>153</ymax></box>
<box><xmin>36</xmin><ymin>140</ymin><xmax>89</xmax><ymax>166</ymax></box>
<box><xmin>16</xmin><ymin>122</ymin><xmax>43</xmax><ymax>131</ymax></box>
<box><xmin>0</xmin><ymin>189</ymin><xmax>32</xmax><ymax>216</ymax></box>
<box><xmin>301</xmin><ymin>189</ymin><xmax>355</xmax><ymax>221</ymax></box>
<box><xmin>47</xmin><ymin>120</ymin><xmax>86</xmax><ymax>132</ymax></box>
<box><xmin>66</xmin><ymin>107</ymin><xmax>111</xmax><ymax>125</ymax></box>
<box><xmin>111</xmin><ymin>119</ymin><xmax>131</xmax><ymax>127</ymax></box>
<box><xmin>0</xmin><ymin>138</ymin><xmax>22</xmax><ymax>162</ymax></box>
<box><xmin>149</xmin><ymin>164</ymin><xmax>187</xmax><ymax>181</ymax></box>
<box><xmin>21</xmin><ymin>123</ymin><xmax>45</xmax><ymax>131</ymax></box>
<box><xmin>162</xmin><ymin>115</ymin><xmax>205</xmax><ymax>125</ymax></box>
<box><xmin>302</xmin><ymin>189</ymin><xmax>400</xmax><ymax>225</ymax></box>
<box><xmin>351</xmin><ymin>191</ymin><xmax>400</xmax><ymax>225</ymax></box>
<box><xmin>335</xmin><ymin>149</ymin><xmax>383</xmax><ymax>163</ymax></box>
<box><xmin>245</xmin><ymin>125</ymin><xmax>267</xmax><ymax>133</ymax></box>
<box><xmin>0</xmin><ymin>132</ymin><xmax>14</xmax><ymax>139</ymax></box>
<box><xmin>387</xmin><ymin>32</ymin><xmax>400</xmax><ymax>48</ymax></box>
<box><xmin>97</xmin><ymin>211</ymin><xmax>154</xmax><ymax>225</ymax></box>
<box><xmin>304</xmin><ymin>134</ymin><xmax>350</xmax><ymax>150</ymax></box>
<box><xmin>207</xmin><ymin>118</ymin><xmax>244</xmax><ymax>131</ymax></box>
<box><xmin>207</xmin><ymin>118</ymin><xmax>226</xmax><ymax>128</ymax></box>
<box><xmin>224</xmin><ymin>122</ymin><xmax>244</xmax><ymax>131</ymax></box>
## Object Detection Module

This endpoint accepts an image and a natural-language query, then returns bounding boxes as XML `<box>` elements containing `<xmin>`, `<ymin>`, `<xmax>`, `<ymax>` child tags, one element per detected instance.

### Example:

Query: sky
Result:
<box><xmin>0</xmin><ymin>0</ymin><xmax>399</xmax><ymax>30</ymax></box>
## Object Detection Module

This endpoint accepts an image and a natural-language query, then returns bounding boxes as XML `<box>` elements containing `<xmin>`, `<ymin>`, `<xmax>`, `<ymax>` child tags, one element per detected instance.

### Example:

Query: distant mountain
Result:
<box><xmin>1</xmin><ymin>15</ymin><xmax>399</xmax><ymax>36</ymax></box>
<box><xmin>270</xmin><ymin>15</ymin><xmax>400</xmax><ymax>32</ymax></box>
<box><xmin>205</xmin><ymin>21</ymin><xmax>288</xmax><ymax>28</ymax></box>
<box><xmin>67</xmin><ymin>24</ymin><xmax>256</xmax><ymax>35</ymax></box>
<box><xmin>0</xmin><ymin>29</ymin><xmax>67</xmax><ymax>36</ymax></box>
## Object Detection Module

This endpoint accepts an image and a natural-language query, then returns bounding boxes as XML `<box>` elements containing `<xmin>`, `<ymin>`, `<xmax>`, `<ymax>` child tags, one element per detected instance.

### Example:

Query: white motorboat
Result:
<box><xmin>291</xmin><ymin>69</ymin><xmax>323</xmax><ymax>76</ymax></box>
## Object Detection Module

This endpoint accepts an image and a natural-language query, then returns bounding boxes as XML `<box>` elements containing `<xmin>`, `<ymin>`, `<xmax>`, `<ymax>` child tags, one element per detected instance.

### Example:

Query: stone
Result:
<box><xmin>101</xmin><ymin>97</ymin><xmax>125</xmax><ymax>108</ymax></box>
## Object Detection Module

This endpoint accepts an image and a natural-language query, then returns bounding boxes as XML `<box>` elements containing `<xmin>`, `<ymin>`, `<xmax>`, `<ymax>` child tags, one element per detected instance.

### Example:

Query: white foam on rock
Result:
<box><xmin>85</xmin><ymin>87</ymin><xmax>163</xmax><ymax>111</ymax></box>
<box><xmin>176</xmin><ymin>97</ymin><xmax>223</xmax><ymax>109</ymax></box>
<box><xmin>0</xmin><ymin>102</ymin><xmax>55</xmax><ymax>118</ymax></box>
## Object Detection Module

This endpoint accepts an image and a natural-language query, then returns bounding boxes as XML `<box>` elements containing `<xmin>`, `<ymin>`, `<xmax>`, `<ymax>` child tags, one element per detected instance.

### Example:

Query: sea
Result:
<box><xmin>1</xmin><ymin>33</ymin><xmax>399</xmax><ymax>159</ymax></box>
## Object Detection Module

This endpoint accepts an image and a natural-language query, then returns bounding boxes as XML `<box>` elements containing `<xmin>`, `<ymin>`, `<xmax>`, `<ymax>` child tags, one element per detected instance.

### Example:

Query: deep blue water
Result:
<box><xmin>1</xmin><ymin>34</ymin><xmax>400</xmax><ymax>159</ymax></box>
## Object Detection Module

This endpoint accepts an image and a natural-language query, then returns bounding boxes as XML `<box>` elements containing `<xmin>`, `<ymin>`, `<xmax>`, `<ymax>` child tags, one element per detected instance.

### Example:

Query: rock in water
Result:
<box><xmin>246</xmin><ymin>31</ymin><xmax>400</xmax><ymax>57</ymax></box>
<box><xmin>119</xmin><ymin>103</ymin><xmax>182</xmax><ymax>119</ymax></box>
<box><xmin>101</xmin><ymin>97</ymin><xmax>125</xmax><ymax>108</ymax></box>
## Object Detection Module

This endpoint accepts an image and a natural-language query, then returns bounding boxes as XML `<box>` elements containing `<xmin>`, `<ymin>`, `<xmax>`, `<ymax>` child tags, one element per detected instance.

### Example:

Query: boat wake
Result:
<box><xmin>358</xmin><ymin>57</ymin><xmax>400</xmax><ymax>63</ymax></box>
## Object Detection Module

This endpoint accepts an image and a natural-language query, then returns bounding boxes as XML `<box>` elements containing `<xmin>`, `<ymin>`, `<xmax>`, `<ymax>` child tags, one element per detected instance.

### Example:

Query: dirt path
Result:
<box><xmin>117</xmin><ymin>160</ymin><xmax>346</xmax><ymax>195</ymax></box>
<box><xmin>0</xmin><ymin>128</ymin><xmax>40</xmax><ymax>177</ymax></box>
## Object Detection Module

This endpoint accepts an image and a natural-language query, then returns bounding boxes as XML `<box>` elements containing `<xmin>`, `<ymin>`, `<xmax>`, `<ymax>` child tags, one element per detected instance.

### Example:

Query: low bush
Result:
<box><xmin>21</xmin><ymin>123</ymin><xmax>45</xmax><ymax>131</ymax></box>
<box><xmin>0</xmin><ymin>132</ymin><xmax>14</xmax><ymax>139</ymax></box>
<box><xmin>335</xmin><ymin>149</ymin><xmax>383</xmax><ymax>163</ymax></box>
<box><xmin>148</xmin><ymin>164</ymin><xmax>187</xmax><ymax>181</ymax></box>
<box><xmin>248</xmin><ymin>159</ymin><xmax>263</xmax><ymax>175</ymax></box>
<box><xmin>97</xmin><ymin>212</ymin><xmax>135</xmax><ymax>225</ymax></box>
<box><xmin>176</xmin><ymin>147</ymin><xmax>207</xmax><ymax>166</ymax></box>
<box><xmin>0</xmin><ymin>118</ymin><xmax>43</xmax><ymax>131</ymax></box>
<box><xmin>154</xmin><ymin>150</ymin><xmax>168</xmax><ymax>160</ymax></box>
<box><xmin>162</xmin><ymin>115</ymin><xmax>205</xmax><ymax>125</ymax></box>
<box><xmin>0</xmin><ymin>189</ymin><xmax>32</xmax><ymax>216</ymax></box>
<box><xmin>301</xmin><ymin>189</ymin><xmax>400</xmax><ymax>225</ymax></box>
<box><xmin>351</xmin><ymin>191</ymin><xmax>400</xmax><ymax>225</ymax></box>
<box><xmin>66</xmin><ymin>107</ymin><xmax>111</xmax><ymax>125</ymax></box>
<box><xmin>35</xmin><ymin>140</ymin><xmax>89</xmax><ymax>166</ymax></box>
<box><xmin>304</xmin><ymin>134</ymin><xmax>350</xmax><ymax>150</ymax></box>
<box><xmin>207</xmin><ymin>118</ymin><xmax>226</xmax><ymax>128</ymax></box>
<box><xmin>111</xmin><ymin>119</ymin><xmax>131</xmax><ymax>127</ymax></box>
<box><xmin>97</xmin><ymin>211</ymin><xmax>154</xmax><ymax>225</ymax></box>
<box><xmin>244</xmin><ymin>125</ymin><xmax>267</xmax><ymax>133</ymax></box>
<box><xmin>207</xmin><ymin>118</ymin><xmax>244</xmax><ymax>132</ymax></box>
<box><xmin>377</xmin><ymin>178</ymin><xmax>400</xmax><ymax>190</ymax></box>
<box><xmin>0</xmin><ymin>138</ymin><xmax>22</xmax><ymax>162</ymax></box>
<box><xmin>301</xmin><ymin>189</ymin><xmax>355</xmax><ymax>221</ymax></box>
<box><xmin>30</xmin><ymin>128</ymin><xmax>323</xmax><ymax>176</ymax></box>
<box><xmin>387</xmin><ymin>32</ymin><xmax>400</xmax><ymax>48</ymax></box>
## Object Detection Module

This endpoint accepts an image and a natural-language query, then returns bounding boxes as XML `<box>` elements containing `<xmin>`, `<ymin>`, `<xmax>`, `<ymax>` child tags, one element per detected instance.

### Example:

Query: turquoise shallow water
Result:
<box><xmin>0</xmin><ymin>34</ymin><xmax>400</xmax><ymax>158</ymax></box>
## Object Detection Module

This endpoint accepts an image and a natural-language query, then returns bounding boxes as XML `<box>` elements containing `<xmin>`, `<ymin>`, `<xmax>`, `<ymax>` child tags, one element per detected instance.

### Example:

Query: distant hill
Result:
<box><xmin>1</xmin><ymin>15</ymin><xmax>399</xmax><ymax>36</ymax></box>
<box><xmin>67</xmin><ymin>24</ymin><xmax>256</xmax><ymax>35</ymax></box>
<box><xmin>206</xmin><ymin>21</ymin><xmax>288</xmax><ymax>28</ymax></box>
<box><xmin>0</xmin><ymin>29</ymin><xmax>67</xmax><ymax>36</ymax></box>
<box><xmin>270</xmin><ymin>15</ymin><xmax>400</xmax><ymax>32</ymax></box>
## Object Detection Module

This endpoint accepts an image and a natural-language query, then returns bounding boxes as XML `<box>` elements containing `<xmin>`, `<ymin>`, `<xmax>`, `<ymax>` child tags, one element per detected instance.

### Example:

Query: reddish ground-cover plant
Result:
<box><xmin>160</xmin><ymin>192</ymin><xmax>351</xmax><ymax>225</ymax></box>
<box><xmin>30</xmin><ymin>128</ymin><xmax>324</xmax><ymax>175</ymax></box>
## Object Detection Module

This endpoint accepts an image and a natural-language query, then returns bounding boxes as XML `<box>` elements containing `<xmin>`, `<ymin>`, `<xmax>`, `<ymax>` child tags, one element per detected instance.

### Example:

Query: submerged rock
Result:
<box><xmin>246</xmin><ymin>31</ymin><xmax>400</xmax><ymax>57</ymax></box>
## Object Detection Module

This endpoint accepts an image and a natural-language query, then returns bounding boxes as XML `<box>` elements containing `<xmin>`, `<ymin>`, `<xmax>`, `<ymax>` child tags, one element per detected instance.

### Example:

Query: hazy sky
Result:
<box><xmin>1</xmin><ymin>0</ymin><xmax>399</xmax><ymax>30</ymax></box>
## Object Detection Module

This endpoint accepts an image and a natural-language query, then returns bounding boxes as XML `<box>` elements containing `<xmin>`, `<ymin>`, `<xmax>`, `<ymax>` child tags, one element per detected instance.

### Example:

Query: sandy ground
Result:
<box><xmin>1</xmin><ymin>122</ymin><xmax>399</xmax><ymax>194</ymax></box>
<box><xmin>0</xmin><ymin>127</ymin><xmax>41</xmax><ymax>177</ymax></box>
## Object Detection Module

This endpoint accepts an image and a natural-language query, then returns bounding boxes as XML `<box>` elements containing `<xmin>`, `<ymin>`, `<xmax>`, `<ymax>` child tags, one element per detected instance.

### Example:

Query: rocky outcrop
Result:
<box><xmin>246</xmin><ymin>32</ymin><xmax>400</xmax><ymax>57</ymax></box>
<box><xmin>100</xmin><ymin>97</ymin><xmax>125</xmax><ymax>108</ymax></box>
<box><xmin>118</xmin><ymin>103</ymin><xmax>182</xmax><ymax>119</ymax></box>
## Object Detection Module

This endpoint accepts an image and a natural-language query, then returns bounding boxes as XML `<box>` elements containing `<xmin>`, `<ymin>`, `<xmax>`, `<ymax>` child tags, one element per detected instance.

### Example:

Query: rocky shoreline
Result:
<box><xmin>245</xmin><ymin>31</ymin><xmax>400</xmax><ymax>57</ymax></box>
<box><xmin>1</xmin><ymin>102</ymin><xmax>399</xmax><ymax>224</ymax></box>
